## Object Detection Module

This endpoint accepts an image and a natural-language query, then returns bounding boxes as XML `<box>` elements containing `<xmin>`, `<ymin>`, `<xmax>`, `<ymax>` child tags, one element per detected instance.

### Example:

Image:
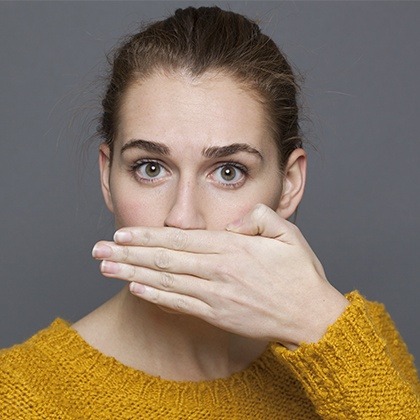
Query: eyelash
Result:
<box><xmin>129</xmin><ymin>159</ymin><xmax>249</xmax><ymax>188</ymax></box>
<box><xmin>129</xmin><ymin>159</ymin><xmax>169</xmax><ymax>184</ymax></box>
<box><xmin>210</xmin><ymin>161</ymin><xmax>249</xmax><ymax>188</ymax></box>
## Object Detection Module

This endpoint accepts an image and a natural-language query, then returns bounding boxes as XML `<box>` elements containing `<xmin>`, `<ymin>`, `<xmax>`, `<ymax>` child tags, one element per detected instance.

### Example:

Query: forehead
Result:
<box><xmin>116</xmin><ymin>71</ymin><xmax>273</xmax><ymax>153</ymax></box>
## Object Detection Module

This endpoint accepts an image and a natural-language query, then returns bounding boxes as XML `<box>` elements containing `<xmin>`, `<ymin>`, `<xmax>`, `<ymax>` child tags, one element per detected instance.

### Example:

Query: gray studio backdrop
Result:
<box><xmin>1</xmin><ymin>1</ymin><xmax>419</xmax><ymax>368</ymax></box>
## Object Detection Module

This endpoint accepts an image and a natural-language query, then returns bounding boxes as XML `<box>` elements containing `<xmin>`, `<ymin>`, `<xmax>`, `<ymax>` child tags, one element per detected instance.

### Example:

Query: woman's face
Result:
<box><xmin>100</xmin><ymin>71</ymin><xmax>298</xmax><ymax>230</ymax></box>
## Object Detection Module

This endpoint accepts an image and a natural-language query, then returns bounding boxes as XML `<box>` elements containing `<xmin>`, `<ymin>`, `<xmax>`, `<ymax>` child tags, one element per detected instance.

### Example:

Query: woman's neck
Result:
<box><xmin>72</xmin><ymin>285</ymin><xmax>267</xmax><ymax>381</ymax></box>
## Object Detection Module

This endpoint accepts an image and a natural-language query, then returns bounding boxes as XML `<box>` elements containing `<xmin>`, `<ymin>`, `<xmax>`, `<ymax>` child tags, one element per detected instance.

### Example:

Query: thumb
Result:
<box><xmin>226</xmin><ymin>204</ymin><xmax>295</xmax><ymax>242</ymax></box>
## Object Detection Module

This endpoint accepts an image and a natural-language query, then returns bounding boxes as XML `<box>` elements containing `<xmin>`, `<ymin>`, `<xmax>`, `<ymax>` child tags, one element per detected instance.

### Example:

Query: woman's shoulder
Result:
<box><xmin>0</xmin><ymin>319</ymin><xmax>72</xmax><ymax>416</ymax></box>
<box><xmin>1</xmin><ymin>318</ymin><xmax>68</xmax><ymax>354</ymax></box>
<box><xmin>0</xmin><ymin>319</ymin><xmax>70</xmax><ymax>378</ymax></box>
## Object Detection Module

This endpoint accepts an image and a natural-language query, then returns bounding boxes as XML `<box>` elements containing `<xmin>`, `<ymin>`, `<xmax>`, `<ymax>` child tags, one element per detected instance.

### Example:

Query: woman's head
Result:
<box><xmin>99</xmin><ymin>6</ymin><xmax>302</xmax><ymax>172</ymax></box>
<box><xmin>98</xmin><ymin>6</ymin><xmax>306</xmax><ymax>230</ymax></box>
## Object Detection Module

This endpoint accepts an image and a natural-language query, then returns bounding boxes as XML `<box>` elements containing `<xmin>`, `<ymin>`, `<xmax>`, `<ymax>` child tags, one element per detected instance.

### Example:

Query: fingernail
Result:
<box><xmin>114</xmin><ymin>231</ymin><xmax>132</xmax><ymax>243</ymax></box>
<box><xmin>130</xmin><ymin>282</ymin><xmax>146</xmax><ymax>295</ymax></box>
<box><xmin>100</xmin><ymin>260</ymin><xmax>119</xmax><ymax>274</ymax></box>
<box><xmin>92</xmin><ymin>244</ymin><xmax>112</xmax><ymax>258</ymax></box>
<box><xmin>226</xmin><ymin>218</ymin><xmax>243</xmax><ymax>231</ymax></box>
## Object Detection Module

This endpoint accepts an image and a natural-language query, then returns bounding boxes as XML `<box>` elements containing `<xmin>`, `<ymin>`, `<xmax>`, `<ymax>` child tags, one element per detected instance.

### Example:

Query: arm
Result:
<box><xmin>272</xmin><ymin>291</ymin><xmax>420</xmax><ymax>419</ymax></box>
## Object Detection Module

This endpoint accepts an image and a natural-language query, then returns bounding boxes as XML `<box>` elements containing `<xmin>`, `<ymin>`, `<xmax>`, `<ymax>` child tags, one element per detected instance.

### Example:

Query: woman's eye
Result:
<box><xmin>212</xmin><ymin>164</ymin><xmax>246</xmax><ymax>186</ymax></box>
<box><xmin>134</xmin><ymin>161</ymin><xmax>168</xmax><ymax>181</ymax></box>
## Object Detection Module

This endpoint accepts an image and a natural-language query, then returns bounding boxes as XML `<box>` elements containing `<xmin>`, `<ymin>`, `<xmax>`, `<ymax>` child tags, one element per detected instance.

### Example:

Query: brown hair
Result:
<box><xmin>99</xmin><ymin>6</ymin><xmax>302</xmax><ymax>171</ymax></box>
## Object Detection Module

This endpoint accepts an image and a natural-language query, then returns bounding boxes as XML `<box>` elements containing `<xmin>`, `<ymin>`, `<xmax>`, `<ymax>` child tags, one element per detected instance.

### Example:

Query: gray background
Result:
<box><xmin>1</xmin><ymin>1</ymin><xmax>419</xmax><ymax>368</ymax></box>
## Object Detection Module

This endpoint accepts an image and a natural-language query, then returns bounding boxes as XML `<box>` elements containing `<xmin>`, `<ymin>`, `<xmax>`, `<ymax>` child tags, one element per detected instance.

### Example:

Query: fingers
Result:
<box><xmin>93</xmin><ymin>243</ymin><xmax>215</xmax><ymax>278</ymax></box>
<box><xmin>226</xmin><ymin>203</ymin><xmax>299</xmax><ymax>243</ymax></box>
<box><xmin>112</xmin><ymin>226</ymin><xmax>229</xmax><ymax>253</ymax></box>
<box><xmin>92</xmin><ymin>204</ymin><xmax>299</xmax><ymax>281</ymax></box>
<box><xmin>101</xmin><ymin>258</ymin><xmax>216</xmax><ymax>319</ymax></box>
<box><xmin>129</xmin><ymin>282</ymin><xmax>213</xmax><ymax>318</ymax></box>
<box><xmin>95</xmin><ymin>204</ymin><xmax>297</xmax><ymax>262</ymax></box>
<box><xmin>100</xmin><ymin>260</ymin><xmax>211</xmax><ymax>299</ymax></box>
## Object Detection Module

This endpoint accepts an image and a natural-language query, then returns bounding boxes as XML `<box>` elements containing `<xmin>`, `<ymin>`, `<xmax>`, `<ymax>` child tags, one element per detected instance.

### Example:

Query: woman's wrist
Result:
<box><xmin>277</xmin><ymin>282</ymin><xmax>349</xmax><ymax>351</ymax></box>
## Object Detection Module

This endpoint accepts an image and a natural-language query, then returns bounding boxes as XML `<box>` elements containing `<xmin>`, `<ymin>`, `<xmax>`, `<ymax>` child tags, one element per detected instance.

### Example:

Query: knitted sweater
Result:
<box><xmin>1</xmin><ymin>292</ymin><xmax>419</xmax><ymax>419</ymax></box>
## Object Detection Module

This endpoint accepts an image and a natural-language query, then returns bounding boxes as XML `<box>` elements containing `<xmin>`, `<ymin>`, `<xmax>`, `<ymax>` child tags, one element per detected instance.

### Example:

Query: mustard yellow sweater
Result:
<box><xmin>1</xmin><ymin>291</ymin><xmax>419</xmax><ymax>419</ymax></box>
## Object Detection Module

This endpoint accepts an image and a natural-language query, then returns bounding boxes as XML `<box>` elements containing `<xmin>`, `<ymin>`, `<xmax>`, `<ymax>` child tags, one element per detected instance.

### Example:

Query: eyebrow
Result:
<box><xmin>121</xmin><ymin>139</ymin><xmax>263</xmax><ymax>160</ymax></box>
<box><xmin>121</xmin><ymin>139</ymin><xmax>170</xmax><ymax>156</ymax></box>
<box><xmin>202</xmin><ymin>143</ymin><xmax>263</xmax><ymax>160</ymax></box>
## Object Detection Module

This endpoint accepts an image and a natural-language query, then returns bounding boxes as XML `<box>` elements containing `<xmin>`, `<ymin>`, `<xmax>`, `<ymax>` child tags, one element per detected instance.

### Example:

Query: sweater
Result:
<box><xmin>1</xmin><ymin>291</ymin><xmax>419</xmax><ymax>419</ymax></box>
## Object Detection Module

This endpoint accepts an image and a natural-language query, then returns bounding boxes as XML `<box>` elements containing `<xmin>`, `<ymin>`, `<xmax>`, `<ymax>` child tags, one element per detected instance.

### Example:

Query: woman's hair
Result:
<box><xmin>99</xmin><ymin>6</ymin><xmax>302</xmax><ymax>171</ymax></box>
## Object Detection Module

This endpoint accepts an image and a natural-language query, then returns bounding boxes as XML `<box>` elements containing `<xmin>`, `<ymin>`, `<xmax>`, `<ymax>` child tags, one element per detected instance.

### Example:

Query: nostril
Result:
<box><xmin>163</xmin><ymin>189</ymin><xmax>206</xmax><ymax>230</ymax></box>
<box><xmin>164</xmin><ymin>212</ymin><xmax>206</xmax><ymax>230</ymax></box>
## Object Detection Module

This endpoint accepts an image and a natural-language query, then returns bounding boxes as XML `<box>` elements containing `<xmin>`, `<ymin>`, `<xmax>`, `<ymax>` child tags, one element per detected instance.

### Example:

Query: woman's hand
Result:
<box><xmin>92</xmin><ymin>204</ymin><xmax>348</xmax><ymax>349</ymax></box>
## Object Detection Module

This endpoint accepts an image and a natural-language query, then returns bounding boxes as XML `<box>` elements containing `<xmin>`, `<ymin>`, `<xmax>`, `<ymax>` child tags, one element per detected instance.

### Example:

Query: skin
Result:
<box><xmin>75</xmin><ymin>71</ymin><xmax>348</xmax><ymax>381</ymax></box>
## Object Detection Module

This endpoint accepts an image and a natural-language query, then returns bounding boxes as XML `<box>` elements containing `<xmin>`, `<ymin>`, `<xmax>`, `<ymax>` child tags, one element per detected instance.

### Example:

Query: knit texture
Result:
<box><xmin>1</xmin><ymin>291</ymin><xmax>419</xmax><ymax>419</ymax></box>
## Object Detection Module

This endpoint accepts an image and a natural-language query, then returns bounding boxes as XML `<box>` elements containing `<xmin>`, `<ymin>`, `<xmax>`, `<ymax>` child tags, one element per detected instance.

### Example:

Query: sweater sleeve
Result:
<box><xmin>271</xmin><ymin>291</ymin><xmax>420</xmax><ymax>419</ymax></box>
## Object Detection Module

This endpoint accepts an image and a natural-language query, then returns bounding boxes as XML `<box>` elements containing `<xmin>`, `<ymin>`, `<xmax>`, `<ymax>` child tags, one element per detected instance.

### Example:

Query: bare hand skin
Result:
<box><xmin>93</xmin><ymin>204</ymin><xmax>349</xmax><ymax>350</ymax></box>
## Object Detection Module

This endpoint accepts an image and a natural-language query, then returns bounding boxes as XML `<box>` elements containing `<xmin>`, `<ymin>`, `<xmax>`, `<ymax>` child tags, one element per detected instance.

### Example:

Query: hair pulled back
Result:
<box><xmin>99</xmin><ymin>6</ymin><xmax>302</xmax><ymax>170</ymax></box>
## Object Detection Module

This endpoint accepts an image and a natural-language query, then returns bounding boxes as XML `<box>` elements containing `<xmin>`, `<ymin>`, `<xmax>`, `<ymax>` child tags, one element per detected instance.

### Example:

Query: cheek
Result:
<box><xmin>205</xmin><ymin>187</ymin><xmax>281</xmax><ymax>230</ymax></box>
<box><xmin>111</xmin><ymin>191</ymin><xmax>168</xmax><ymax>228</ymax></box>
<box><xmin>232</xmin><ymin>189</ymin><xmax>282</xmax><ymax>224</ymax></box>
<box><xmin>206</xmin><ymin>205</ymin><xmax>246</xmax><ymax>230</ymax></box>
<box><xmin>108</xmin><ymin>169</ymin><xmax>172</xmax><ymax>228</ymax></box>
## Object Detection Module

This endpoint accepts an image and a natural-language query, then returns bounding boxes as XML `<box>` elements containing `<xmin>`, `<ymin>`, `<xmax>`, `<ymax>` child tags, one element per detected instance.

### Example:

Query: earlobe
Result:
<box><xmin>99</xmin><ymin>143</ymin><xmax>114</xmax><ymax>213</ymax></box>
<box><xmin>276</xmin><ymin>148</ymin><xmax>307</xmax><ymax>219</ymax></box>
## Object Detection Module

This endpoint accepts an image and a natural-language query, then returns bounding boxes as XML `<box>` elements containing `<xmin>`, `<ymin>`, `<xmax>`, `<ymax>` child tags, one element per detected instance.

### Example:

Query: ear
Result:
<box><xmin>99</xmin><ymin>143</ymin><xmax>114</xmax><ymax>213</ymax></box>
<box><xmin>276</xmin><ymin>148</ymin><xmax>307</xmax><ymax>219</ymax></box>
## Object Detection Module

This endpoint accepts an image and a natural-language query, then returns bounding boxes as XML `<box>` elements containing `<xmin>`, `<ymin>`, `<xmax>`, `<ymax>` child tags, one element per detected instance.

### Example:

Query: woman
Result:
<box><xmin>1</xmin><ymin>6</ymin><xmax>419</xmax><ymax>418</ymax></box>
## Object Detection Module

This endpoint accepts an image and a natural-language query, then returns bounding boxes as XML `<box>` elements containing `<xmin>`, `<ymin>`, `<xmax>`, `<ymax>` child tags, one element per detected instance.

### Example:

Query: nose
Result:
<box><xmin>163</xmin><ymin>180</ymin><xmax>206</xmax><ymax>230</ymax></box>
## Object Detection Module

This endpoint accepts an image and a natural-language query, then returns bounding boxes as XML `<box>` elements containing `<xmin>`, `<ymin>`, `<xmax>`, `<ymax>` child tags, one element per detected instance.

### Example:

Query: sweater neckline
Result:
<box><xmin>48</xmin><ymin>318</ymin><xmax>277</xmax><ymax>387</ymax></box>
